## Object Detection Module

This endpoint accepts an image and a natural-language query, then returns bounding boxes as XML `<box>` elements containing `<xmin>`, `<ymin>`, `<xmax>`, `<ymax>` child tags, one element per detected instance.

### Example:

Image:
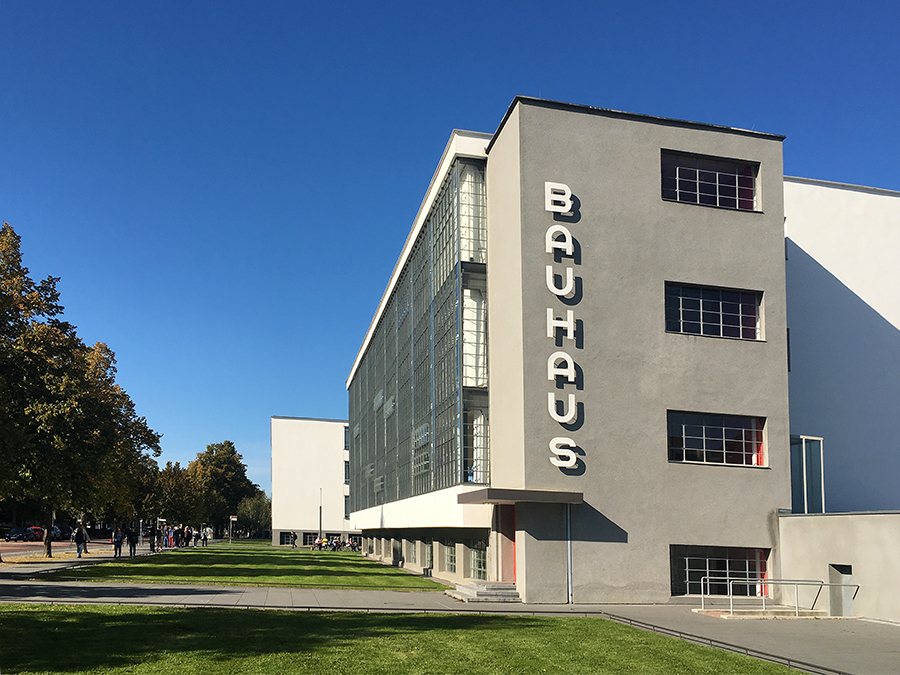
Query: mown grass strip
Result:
<box><xmin>39</xmin><ymin>546</ymin><xmax>446</xmax><ymax>591</ymax></box>
<box><xmin>0</xmin><ymin>603</ymin><xmax>800</xmax><ymax>675</ymax></box>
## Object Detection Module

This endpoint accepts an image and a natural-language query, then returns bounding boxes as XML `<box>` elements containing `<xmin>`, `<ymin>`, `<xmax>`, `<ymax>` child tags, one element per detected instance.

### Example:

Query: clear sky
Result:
<box><xmin>2</xmin><ymin>1</ymin><xmax>897</xmax><ymax>493</ymax></box>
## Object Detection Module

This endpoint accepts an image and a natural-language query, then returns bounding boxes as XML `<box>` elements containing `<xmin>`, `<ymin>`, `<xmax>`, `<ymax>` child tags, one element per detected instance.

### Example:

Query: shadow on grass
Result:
<box><xmin>0</xmin><ymin>605</ymin><xmax>540</xmax><ymax>674</ymax></box>
<box><xmin>0</xmin><ymin>604</ymin><xmax>796</xmax><ymax>675</ymax></box>
<box><xmin>41</xmin><ymin>548</ymin><xmax>444</xmax><ymax>588</ymax></box>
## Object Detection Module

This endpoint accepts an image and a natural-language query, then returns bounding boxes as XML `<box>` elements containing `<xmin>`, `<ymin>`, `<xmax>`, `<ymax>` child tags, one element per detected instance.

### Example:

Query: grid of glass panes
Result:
<box><xmin>469</xmin><ymin>540</ymin><xmax>487</xmax><ymax>580</ymax></box>
<box><xmin>668</xmin><ymin>411</ymin><xmax>765</xmax><ymax>466</ymax></box>
<box><xmin>303</xmin><ymin>532</ymin><xmax>317</xmax><ymax>546</ymax></box>
<box><xmin>662</xmin><ymin>153</ymin><xmax>757</xmax><ymax>210</ymax></box>
<box><xmin>443</xmin><ymin>539</ymin><xmax>456</xmax><ymax>574</ymax></box>
<box><xmin>423</xmin><ymin>539</ymin><xmax>433</xmax><ymax>568</ymax></box>
<box><xmin>407</xmin><ymin>539</ymin><xmax>417</xmax><ymax>565</ymax></box>
<box><xmin>671</xmin><ymin>545</ymin><xmax>768</xmax><ymax>596</ymax></box>
<box><xmin>666</xmin><ymin>284</ymin><xmax>760</xmax><ymax>340</ymax></box>
<box><xmin>348</xmin><ymin>158</ymin><xmax>489</xmax><ymax>514</ymax></box>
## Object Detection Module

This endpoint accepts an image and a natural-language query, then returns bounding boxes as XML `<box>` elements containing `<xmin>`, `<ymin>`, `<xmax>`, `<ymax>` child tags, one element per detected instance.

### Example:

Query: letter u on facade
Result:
<box><xmin>548</xmin><ymin>392</ymin><xmax>578</xmax><ymax>424</ymax></box>
<box><xmin>546</xmin><ymin>265</ymin><xmax>575</xmax><ymax>296</ymax></box>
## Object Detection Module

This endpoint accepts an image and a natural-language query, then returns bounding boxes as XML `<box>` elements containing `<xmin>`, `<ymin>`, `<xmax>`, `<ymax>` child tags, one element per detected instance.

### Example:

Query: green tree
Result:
<box><xmin>154</xmin><ymin>461</ymin><xmax>204</xmax><ymax>526</ymax></box>
<box><xmin>236</xmin><ymin>492</ymin><xmax>271</xmax><ymax>536</ymax></box>
<box><xmin>187</xmin><ymin>441</ymin><xmax>260</xmax><ymax>536</ymax></box>
<box><xmin>0</xmin><ymin>223</ymin><xmax>161</xmax><ymax>556</ymax></box>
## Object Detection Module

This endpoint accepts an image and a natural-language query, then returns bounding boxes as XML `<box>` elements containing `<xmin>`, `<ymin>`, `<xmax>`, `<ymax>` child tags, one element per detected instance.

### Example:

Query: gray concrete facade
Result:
<box><xmin>485</xmin><ymin>98</ymin><xmax>792</xmax><ymax>603</ymax></box>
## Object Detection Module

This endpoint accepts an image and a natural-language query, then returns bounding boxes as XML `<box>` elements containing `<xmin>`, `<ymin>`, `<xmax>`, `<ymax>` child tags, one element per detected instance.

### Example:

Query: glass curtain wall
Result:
<box><xmin>350</xmin><ymin>158</ymin><xmax>488</xmax><ymax>512</ymax></box>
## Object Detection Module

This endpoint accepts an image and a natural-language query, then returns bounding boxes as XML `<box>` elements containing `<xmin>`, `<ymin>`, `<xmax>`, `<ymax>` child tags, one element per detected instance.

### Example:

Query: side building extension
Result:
<box><xmin>270</xmin><ymin>416</ymin><xmax>359</xmax><ymax>547</ymax></box>
<box><xmin>347</xmin><ymin>97</ymin><xmax>792</xmax><ymax>603</ymax></box>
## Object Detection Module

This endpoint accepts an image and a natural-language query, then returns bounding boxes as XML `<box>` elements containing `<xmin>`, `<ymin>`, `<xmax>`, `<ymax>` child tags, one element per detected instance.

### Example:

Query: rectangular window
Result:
<box><xmin>668</xmin><ymin>411</ymin><xmax>765</xmax><ymax>466</ymax></box>
<box><xmin>407</xmin><ymin>539</ymin><xmax>417</xmax><ymax>564</ymax></box>
<box><xmin>344</xmin><ymin>461</ymin><xmax>350</xmax><ymax>485</ymax></box>
<box><xmin>344</xmin><ymin>496</ymin><xmax>350</xmax><ymax>519</ymax></box>
<box><xmin>671</xmin><ymin>545</ymin><xmax>769</xmax><ymax>596</ymax></box>
<box><xmin>303</xmin><ymin>532</ymin><xmax>318</xmax><ymax>546</ymax></box>
<box><xmin>790</xmin><ymin>435</ymin><xmax>825</xmax><ymax>514</ymax></box>
<box><xmin>279</xmin><ymin>532</ymin><xmax>292</xmax><ymax>545</ymax></box>
<box><xmin>662</xmin><ymin>152</ymin><xmax>757</xmax><ymax>211</ymax></box>
<box><xmin>468</xmin><ymin>539</ymin><xmax>487</xmax><ymax>580</ymax></box>
<box><xmin>666</xmin><ymin>283</ymin><xmax>761</xmax><ymax>340</ymax></box>
<box><xmin>423</xmin><ymin>539</ymin><xmax>433</xmax><ymax>568</ymax></box>
<box><xmin>443</xmin><ymin>539</ymin><xmax>456</xmax><ymax>574</ymax></box>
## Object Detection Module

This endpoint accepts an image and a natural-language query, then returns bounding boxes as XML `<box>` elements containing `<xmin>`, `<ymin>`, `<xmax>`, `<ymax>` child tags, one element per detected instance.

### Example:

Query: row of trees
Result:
<box><xmin>0</xmin><ymin>223</ymin><xmax>269</xmax><ymax>557</ymax></box>
<box><xmin>150</xmin><ymin>441</ymin><xmax>270</xmax><ymax>538</ymax></box>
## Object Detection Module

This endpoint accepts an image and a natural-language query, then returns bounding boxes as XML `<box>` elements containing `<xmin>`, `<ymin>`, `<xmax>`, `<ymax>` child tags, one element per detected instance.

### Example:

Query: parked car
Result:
<box><xmin>27</xmin><ymin>526</ymin><xmax>44</xmax><ymax>541</ymax></box>
<box><xmin>57</xmin><ymin>526</ymin><xmax>73</xmax><ymax>540</ymax></box>
<box><xmin>5</xmin><ymin>527</ymin><xmax>30</xmax><ymax>542</ymax></box>
<box><xmin>49</xmin><ymin>526</ymin><xmax>62</xmax><ymax>540</ymax></box>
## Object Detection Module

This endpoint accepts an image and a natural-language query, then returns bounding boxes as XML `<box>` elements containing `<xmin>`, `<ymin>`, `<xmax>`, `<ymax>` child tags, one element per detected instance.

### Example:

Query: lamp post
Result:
<box><xmin>319</xmin><ymin>488</ymin><xmax>323</xmax><ymax>539</ymax></box>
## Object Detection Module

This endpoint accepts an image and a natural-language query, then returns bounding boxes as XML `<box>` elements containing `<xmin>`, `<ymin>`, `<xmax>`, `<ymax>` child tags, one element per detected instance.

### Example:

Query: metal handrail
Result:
<box><xmin>699</xmin><ymin>576</ymin><xmax>860</xmax><ymax>616</ymax></box>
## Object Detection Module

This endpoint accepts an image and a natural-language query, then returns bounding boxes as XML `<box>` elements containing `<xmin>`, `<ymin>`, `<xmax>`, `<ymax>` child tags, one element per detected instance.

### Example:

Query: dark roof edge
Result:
<box><xmin>271</xmin><ymin>416</ymin><xmax>348</xmax><ymax>424</ymax></box>
<box><xmin>785</xmin><ymin>175</ymin><xmax>900</xmax><ymax>197</ymax></box>
<box><xmin>779</xmin><ymin>509</ymin><xmax>900</xmax><ymax>517</ymax></box>
<box><xmin>486</xmin><ymin>96</ymin><xmax>785</xmax><ymax>154</ymax></box>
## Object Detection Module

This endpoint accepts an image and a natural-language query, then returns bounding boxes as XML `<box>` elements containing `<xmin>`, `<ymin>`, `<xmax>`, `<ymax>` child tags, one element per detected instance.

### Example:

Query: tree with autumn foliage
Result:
<box><xmin>0</xmin><ymin>223</ymin><xmax>161</xmax><ymax>557</ymax></box>
<box><xmin>186</xmin><ymin>441</ymin><xmax>262</xmax><ymax>536</ymax></box>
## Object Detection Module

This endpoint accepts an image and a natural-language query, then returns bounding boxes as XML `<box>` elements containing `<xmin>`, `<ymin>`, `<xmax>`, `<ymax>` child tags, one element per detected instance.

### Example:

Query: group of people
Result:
<box><xmin>69</xmin><ymin>522</ymin><xmax>212</xmax><ymax>559</ymax></box>
<box><xmin>112</xmin><ymin>527</ymin><xmax>140</xmax><ymax>558</ymax></box>
<box><xmin>303</xmin><ymin>534</ymin><xmax>359</xmax><ymax>551</ymax></box>
<box><xmin>153</xmin><ymin>524</ymin><xmax>209</xmax><ymax>551</ymax></box>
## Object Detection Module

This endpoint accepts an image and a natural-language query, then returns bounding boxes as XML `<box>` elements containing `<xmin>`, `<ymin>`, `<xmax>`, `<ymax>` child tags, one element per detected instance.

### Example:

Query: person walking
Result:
<box><xmin>113</xmin><ymin>528</ymin><xmax>125</xmax><ymax>558</ymax></box>
<box><xmin>74</xmin><ymin>524</ymin><xmax>87</xmax><ymax>558</ymax></box>
<box><xmin>290</xmin><ymin>531</ymin><xmax>297</xmax><ymax>548</ymax></box>
<box><xmin>126</xmin><ymin>527</ymin><xmax>138</xmax><ymax>558</ymax></box>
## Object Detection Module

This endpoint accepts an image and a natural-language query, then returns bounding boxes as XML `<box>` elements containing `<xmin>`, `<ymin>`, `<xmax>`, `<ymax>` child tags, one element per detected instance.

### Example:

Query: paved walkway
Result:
<box><xmin>1</xmin><ymin>549</ymin><xmax>898</xmax><ymax>675</ymax></box>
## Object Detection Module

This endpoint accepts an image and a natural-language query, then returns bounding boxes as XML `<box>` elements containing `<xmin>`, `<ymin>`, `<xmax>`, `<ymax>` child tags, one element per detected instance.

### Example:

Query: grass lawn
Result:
<box><xmin>41</xmin><ymin>546</ymin><xmax>447</xmax><ymax>590</ymax></box>
<box><xmin>0</xmin><ymin>603</ymin><xmax>799</xmax><ymax>675</ymax></box>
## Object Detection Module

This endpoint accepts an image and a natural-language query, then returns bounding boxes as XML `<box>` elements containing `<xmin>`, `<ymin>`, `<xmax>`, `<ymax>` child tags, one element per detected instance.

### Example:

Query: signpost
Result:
<box><xmin>229</xmin><ymin>515</ymin><xmax>237</xmax><ymax>543</ymax></box>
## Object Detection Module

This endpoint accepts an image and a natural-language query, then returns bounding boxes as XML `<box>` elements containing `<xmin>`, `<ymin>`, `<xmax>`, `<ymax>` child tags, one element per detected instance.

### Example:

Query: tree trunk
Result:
<box><xmin>43</xmin><ymin>504</ymin><xmax>53</xmax><ymax>558</ymax></box>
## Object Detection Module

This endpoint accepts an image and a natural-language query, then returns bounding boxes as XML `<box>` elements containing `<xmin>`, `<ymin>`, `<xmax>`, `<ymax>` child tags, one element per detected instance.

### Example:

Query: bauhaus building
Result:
<box><xmin>335</xmin><ymin>97</ymin><xmax>899</xmax><ymax>610</ymax></box>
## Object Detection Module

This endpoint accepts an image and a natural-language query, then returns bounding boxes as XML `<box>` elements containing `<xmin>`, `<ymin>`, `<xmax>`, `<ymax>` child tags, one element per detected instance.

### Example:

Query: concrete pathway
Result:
<box><xmin>1</xmin><ymin>550</ymin><xmax>897</xmax><ymax>675</ymax></box>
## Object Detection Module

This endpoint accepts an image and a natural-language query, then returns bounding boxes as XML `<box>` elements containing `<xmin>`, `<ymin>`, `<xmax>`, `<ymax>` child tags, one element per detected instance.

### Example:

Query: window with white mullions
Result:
<box><xmin>668</xmin><ymin>411</ymin><xmax>765</xmax><ymax>466</ymax></box>
<box><xmin>468</xmin><ymin>539</ymin><xmax>487</xmax><ymax>580</ymax></box>
<box><xmin>671</xmin><ymin>545</ymin><xmax>769</xmax><ymax>596</ymax></box>
<box><xmin>662</xmin><ymin>152</ymin><xmax>758</xmax><ymax>211</ymax></box>
<box><xmin>666</xmin><ymin>283</ymin><xmax>761</xmax><ymax>340</ymax></box>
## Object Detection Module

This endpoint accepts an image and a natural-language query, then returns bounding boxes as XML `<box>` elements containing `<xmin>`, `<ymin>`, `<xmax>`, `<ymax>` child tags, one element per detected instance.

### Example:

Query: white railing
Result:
<box><xmin>700</xmin><ymin>576</ymin><xmax>860</xmax><ymax>617</ymax></box>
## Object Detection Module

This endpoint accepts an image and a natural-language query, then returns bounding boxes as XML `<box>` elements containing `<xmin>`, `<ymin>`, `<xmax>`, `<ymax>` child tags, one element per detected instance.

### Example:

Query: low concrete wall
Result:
<box><xmin>779</xmin><ymin>511</ymin><xmax>900</xmax><ymax>622</ymax></box>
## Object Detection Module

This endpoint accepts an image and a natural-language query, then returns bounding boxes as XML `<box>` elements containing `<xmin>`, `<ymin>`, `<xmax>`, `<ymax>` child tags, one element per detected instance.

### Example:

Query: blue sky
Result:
<box><xmin>2</xmin><ymin>1</ymin><xmax>897</xmax><ymax>493</ymax></box>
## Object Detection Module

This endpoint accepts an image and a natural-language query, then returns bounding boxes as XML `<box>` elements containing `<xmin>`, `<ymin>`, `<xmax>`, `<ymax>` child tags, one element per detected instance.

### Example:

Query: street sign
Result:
<box><xmin>230</xmin><ymin>515</ymin><xmax>237</xmax><ymax>521</ymax></box>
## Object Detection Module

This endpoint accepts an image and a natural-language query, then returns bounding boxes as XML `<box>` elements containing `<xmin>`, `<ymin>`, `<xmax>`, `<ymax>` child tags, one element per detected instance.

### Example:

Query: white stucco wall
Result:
<box><xmin>270</xmin><ymin>417</ymin><xmax>352</xmax><ymax>538</ymax></box>
<box><xmin>779</xmin><ymin>512</ymin><xmax>900</xmax><ymax>623</ymax></box>
<box><xmin>784</xmin><ymin>178</ymin><xmax>900</xmax><ymax>512</ymax></box>
<box><xmin>784</xmin><ymin>178</ymin><xmax>900</xmax><ymax>330</ymax></box>
<box><xmin>351</xmin><ymin>485</ymin><xmax>493</xmax><ymax>530</ymax></box>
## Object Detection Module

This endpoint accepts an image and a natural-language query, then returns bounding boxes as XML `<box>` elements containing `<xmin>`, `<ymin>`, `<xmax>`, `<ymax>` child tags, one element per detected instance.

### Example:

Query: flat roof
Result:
<box><xmin>486</xmin><ymin>96</ymin><xmax>785</xmax><ymax>154</ymax></box>
<box><xmin>785</xmin><ymin>175</ymin><xmax>900</xmax><ymax>197</ymax></box>
<box><xmin>271</xmin><ymin>416</ymin><xmax>348</xmax><ymax>424</ymax></box>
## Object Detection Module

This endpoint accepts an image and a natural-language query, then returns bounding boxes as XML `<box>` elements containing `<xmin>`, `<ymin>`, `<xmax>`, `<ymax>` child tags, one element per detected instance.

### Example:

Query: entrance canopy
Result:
<box><xmin>457</xmin><ymin>488</ymin><xmax>583</xmax><ymax>505</ymax></box>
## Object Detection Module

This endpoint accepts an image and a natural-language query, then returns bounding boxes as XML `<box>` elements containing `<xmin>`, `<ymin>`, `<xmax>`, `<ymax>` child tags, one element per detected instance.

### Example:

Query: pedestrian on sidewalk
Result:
<box><xmin>126</xmin><ymin>527</ymin><xmax>138</xmax><ymax>557</ymax></box>
<box><xmin>113</xmin><ymin>528</ymin><xmax>125</xmax><ymax>558</ymax></box>
<box><xmin>74</xmin><ymin>525</ymin><xmax>87</xmax><ymax>558</ymax></box>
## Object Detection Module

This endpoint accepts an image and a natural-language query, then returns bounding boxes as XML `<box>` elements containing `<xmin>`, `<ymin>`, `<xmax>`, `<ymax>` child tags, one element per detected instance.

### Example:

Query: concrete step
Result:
<box><xmin>694</xmin><ymin>606</ymin><xmax>833</xmax><ymax>619</ymax></box>
<box><xmin>445</xmin><ymin>581</ymin><xmax>521</xmax><ymax>603</ymax></box>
